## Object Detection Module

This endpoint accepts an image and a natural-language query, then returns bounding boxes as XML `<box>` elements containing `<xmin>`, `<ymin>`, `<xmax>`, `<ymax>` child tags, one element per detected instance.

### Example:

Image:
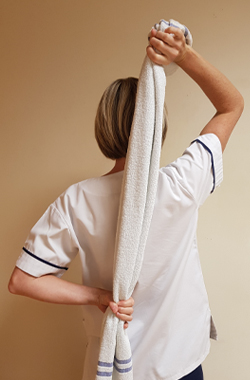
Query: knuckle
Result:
<box><xmin>173</xmin><ymin>50</ymin><xmax>179</xmax><ymax>58</ymax></box>
<box><xmin>152</xmin><ymin>38</ymin><xmax>164</xmax><ymax>50</ymax></box>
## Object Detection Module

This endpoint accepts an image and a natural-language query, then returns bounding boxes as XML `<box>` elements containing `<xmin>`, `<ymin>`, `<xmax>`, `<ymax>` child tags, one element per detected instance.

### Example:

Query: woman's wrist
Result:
<box><xmin>175</xmin><ymin>44</ymin><xmax>193</xmax><ymax>66</ymax></box>
<box><xmin>81</xmin><ymin>285</ymin><xmax>101</xmax><ymax>306</ymax></box>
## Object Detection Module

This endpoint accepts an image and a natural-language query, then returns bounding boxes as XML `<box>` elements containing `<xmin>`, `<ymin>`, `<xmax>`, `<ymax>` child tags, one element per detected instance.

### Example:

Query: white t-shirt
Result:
<box><xmin>16</xmin><ymin>133</ymin><xmax>223</xmax><ymax>380</ymax></box>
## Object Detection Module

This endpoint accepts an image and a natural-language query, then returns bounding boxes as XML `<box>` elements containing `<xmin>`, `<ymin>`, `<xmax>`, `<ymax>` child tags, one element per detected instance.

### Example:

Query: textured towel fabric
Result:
<box><xmin>96</xmin><ymin>20</ymin><xmax>192</xmax><ymax>380</ymax></box>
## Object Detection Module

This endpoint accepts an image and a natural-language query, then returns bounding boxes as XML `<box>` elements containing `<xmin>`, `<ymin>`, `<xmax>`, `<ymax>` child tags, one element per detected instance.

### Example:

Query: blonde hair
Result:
<box><xmin>95</xmin><ymin>77</ymin><xmax>167</xmax><ymax>159</ymax></box>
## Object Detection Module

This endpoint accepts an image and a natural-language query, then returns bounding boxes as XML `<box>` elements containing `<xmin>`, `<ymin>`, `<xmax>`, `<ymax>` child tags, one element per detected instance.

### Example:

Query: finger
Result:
<box><xmin>118</xmin><ymin>306</ymin><xmax>134</xmax><ymax>316</ymax></box>
<box><xmin>164</xmin><ymin>26</ymin><xmax>185</xmax><ymax>40</ymax></box>
<box><xmin>148</xmin><ymin>27</ymin><xmax>157</xmax><ymax>39</ymax></box>
<box><xmin>151</xmin><ymin>30</ymin><xmax>175</xmax><ymax>47</ymax></box>
<box><xmin>149</xmin><ymin>36</ymin><xmax>175</xmax><ymax>52</ymax></box>
<box><xmin>109</xmin><ymin>301</ymin><xmax>118</xmax><ymax>314</ymax></box>
<box><xmin>123</xmin><ymin>322</ymin><xmax>129</xmax><ymax>329</ymax></box>
<box><xmin>150</xmin><ymin>28</ymin><xmax>185</xmax><ymax>51</ymax></box>
<box><xmin>118</xmin><ymin>297</ymin><xmax>134</xmax><ymax>307</ymax></box>
<box><xmin>149</xmin><ymin>35</ymin><xmax>180</xmax><ymax>58</ymax></box>
<box><xmin>146</xmin><ymin>46</ymin><xmax>171</xmax><ymax>66</ymax></box>
<box><xmin>116</xmin><ymin>311</ymin><xmax>133</xmax><ymax>322</ymax></box>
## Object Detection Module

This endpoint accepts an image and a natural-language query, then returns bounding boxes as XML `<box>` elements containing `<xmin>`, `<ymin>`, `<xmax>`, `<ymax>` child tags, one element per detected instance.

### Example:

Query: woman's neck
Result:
<box><xmin>104</xmin><ymin>158</ymin><xmax>126</xmax><ymax>176</ymax></box>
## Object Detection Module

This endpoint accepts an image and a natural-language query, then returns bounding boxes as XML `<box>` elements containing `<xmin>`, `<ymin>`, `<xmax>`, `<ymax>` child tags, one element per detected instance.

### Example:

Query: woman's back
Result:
<box><xmin>16</xmin><ymin>133</ymin><xmax>222</xmax><ymax>380</ymax></box>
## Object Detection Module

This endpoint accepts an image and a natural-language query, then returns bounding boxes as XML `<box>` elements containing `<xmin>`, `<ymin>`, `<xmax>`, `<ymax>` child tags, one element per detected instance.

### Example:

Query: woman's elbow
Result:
<box><xmin>8</xmin><ymin>267</ymin><xmax>28</xmax><ymax>295</ymax></box>
<box><xmin>8</xmin><ymin>271</ymin><xmax>20</xmax><ymax>294</ymax></box>
<box><xmin>235</xmin><ymin>92</ymin><xmax>244</xmax><ymax>117</ymax></box>
<box><xmin>8</xmin><ymin>278</ymin><xmax>18</xmax><ymax>295</ymax></box>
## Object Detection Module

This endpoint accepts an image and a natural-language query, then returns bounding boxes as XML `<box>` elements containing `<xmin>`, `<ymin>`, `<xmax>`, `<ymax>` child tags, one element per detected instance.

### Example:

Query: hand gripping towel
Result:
<box><xmin>96</xmin><ymin>19</ymin><xmax>192</xmax><ymax>380</ymax></box>
<box><xmin>151</xmin><ymin>19</ymin><xmax>193</xmax><ymax>76</ymax></box>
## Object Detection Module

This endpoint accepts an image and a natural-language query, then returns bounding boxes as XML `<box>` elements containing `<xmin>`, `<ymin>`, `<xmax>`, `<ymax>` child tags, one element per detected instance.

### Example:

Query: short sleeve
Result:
<box><xmin>16</xmin><ymin>204</ymin><xmax>79</xmax><ymax>278</ymax></box>
<box><xmin>167</xmin><ymin>133</ymin><xmax>223</xmax><ymax>206</ymax></box>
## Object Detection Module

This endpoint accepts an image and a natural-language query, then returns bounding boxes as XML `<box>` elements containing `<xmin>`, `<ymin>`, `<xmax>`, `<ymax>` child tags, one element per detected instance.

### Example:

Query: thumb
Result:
<box><xmin>109</xmin><ymin>301</ymin><xmax>118</xmax><ymax>314</ymax></box>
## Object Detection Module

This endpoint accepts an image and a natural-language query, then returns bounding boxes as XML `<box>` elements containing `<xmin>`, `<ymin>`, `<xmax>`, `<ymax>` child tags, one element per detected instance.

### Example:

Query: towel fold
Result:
<box><xmin>96</xmin><ymin>19</ymin><xmax>192</xmax><ymax>380</ymax></box>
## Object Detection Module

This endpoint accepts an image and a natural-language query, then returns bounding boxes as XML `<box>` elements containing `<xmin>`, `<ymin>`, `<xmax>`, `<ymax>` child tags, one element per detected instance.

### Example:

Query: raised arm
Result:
<box><xmin>9</xmin><ymin>267</ymin><xmax>134</xmax><ymax>328</ymax></box>
<box><xmin>147</xmin><ymin>27</ymin><xmax>244</xmax><ymax>152</ymax></box>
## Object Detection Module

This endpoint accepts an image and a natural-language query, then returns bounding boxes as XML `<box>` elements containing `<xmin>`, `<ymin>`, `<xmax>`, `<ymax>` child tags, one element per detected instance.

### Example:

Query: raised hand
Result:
<box><xmin>147</xmin><ymin>26</ymin><xmax>188</xmax><ymax>66</ymax></box>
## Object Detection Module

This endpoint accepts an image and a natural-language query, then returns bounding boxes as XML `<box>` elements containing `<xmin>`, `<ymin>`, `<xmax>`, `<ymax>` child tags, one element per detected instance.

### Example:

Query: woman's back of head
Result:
<box><xmin>95</xmin><ymin>77</ymin><xmax>167</xmax><ymax>160</ymax></box>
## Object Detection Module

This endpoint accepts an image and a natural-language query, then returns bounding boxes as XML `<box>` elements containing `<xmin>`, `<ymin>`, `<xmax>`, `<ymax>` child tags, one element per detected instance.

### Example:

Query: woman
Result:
<box><xmin>9</xmin><ymin>26</ymin><xmax>243</xmax><ymax>380</ymax></box>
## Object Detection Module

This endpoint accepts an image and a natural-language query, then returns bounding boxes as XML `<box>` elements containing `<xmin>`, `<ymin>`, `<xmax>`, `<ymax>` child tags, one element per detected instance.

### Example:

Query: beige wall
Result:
<box><xmin>1</xmin><ymin>0</ymin><xmax>249</xmax><ymax>379</ymax></box>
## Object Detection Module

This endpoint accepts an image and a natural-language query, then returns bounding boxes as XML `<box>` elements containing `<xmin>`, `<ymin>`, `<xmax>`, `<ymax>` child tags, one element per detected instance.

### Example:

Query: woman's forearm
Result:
<box><xmin>177</xmin><ymin>46</ymin><xmax>244</xmax><ymax>150</ymax></box>
<box><xmin>8</xmin><ymin>267</ymin><xmax>134</xmax><ymax>326</ymax></box>
<box><xmin>9</xmin><ymin>267</ymin><xmax>101</xmax><ymax>305</ymax></box>
<box><xmin>177</xmin><ymin>46</ymin><xmax>243</xmax><ymax>116</ymax></box>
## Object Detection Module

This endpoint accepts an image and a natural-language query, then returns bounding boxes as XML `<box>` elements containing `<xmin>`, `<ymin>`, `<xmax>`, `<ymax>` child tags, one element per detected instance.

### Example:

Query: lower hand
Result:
<box><xmin>147</xmin><ymin>26</ymin><xmax>188</xmax><ymax>66</ymax></box>
<box><xmin>97</xmin><ymin>290</ymin><xmax>134</xmax><ymax>329</ymax></box>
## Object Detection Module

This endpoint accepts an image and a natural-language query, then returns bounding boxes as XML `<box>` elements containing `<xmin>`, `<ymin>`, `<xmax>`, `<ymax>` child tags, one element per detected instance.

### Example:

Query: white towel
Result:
<box><xmin>96</xmin><ymin>19</ymin><xmax>192</xmax><ymax>380</ymax></box>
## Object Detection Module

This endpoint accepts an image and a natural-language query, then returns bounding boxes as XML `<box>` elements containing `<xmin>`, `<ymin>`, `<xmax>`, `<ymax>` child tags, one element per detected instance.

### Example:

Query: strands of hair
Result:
<box><xmin>95</xmin><ymin>77</ymin><xmax>168</xmax><ymax>159</ymax></box>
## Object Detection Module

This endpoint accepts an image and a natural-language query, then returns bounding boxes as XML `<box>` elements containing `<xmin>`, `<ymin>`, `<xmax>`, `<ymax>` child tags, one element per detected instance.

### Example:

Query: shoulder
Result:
<box><xmin>53</xmin><ymin>172</ymin><xmax>124</xmax><ymax>213</ymax></box>
<box><xmin>63</xmin><ymin>171</ymin><xmax>124</xmax><ymax>197</ymax></box>
<box><xmin>159</xmin><ymin>133</ymin><xmax>223</xmax><ymax>205</ymax></box>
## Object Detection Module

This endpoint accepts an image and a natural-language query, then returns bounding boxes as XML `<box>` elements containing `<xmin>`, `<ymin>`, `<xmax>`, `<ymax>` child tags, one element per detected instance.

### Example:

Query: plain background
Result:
<box><xmin>1</xmin><ymin>0</ymin><xmax>249</xmax><ymax>379</ymax></box>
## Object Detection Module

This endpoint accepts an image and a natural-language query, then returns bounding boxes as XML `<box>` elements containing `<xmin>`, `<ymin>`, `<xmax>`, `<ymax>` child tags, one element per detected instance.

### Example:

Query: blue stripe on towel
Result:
<box><xmin>97</xmin><ymin>361</ymin><xmax>114</xmax><ymax>377</ymax></box>
<box><xmin>114</xmin><ymin>363</ymin><xmax>133</xmax><ymax>374</ymax></box>
<box><xmin>113</xmin><ymin>356</ymin><xmax>133</xmax><ymax>374</ymax></box>
<box><xmin>160</xmin><ymin>19</ymin><xmax>169</xmax><ymax>27</ymax></box>
<box><xmin>96</xmin><ymin>370</ymin><xmax>113</xmax><ymax>377</ymax></box>
<box><xmin>114</xmin><ymin>356</ymin><xmax>132</xmax><ymax>365</ymax></box>
<box><xmin>98</xmin><ymin>361</ymin><xmax>113</xmax><ymax>368</ymax></box>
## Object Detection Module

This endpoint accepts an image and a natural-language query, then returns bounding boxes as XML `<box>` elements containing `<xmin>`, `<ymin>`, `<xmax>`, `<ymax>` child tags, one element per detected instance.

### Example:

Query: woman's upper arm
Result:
<box><xmin>200</xmin><ymin>106</ymin><xmax>244</xmax><ymax>153</ymax></box>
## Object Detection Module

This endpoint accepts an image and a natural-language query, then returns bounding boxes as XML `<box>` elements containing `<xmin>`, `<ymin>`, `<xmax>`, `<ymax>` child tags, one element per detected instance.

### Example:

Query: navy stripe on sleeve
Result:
<box><xmin>191</xmin><ymin>139</ymin><xmax>216</xmax><ymax>193</ymax></box>
<box><xmin>22</xmin><ymin>247</ymin><xmax>68</xmax><ymax>271</ymax></box>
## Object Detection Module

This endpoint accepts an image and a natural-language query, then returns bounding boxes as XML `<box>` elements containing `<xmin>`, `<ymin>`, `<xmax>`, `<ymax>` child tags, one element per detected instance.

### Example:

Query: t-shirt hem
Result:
<box><xmin>157</xmin><ymin>344</ymin><xmax>210</xmax><ymax>380</ymax></box>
